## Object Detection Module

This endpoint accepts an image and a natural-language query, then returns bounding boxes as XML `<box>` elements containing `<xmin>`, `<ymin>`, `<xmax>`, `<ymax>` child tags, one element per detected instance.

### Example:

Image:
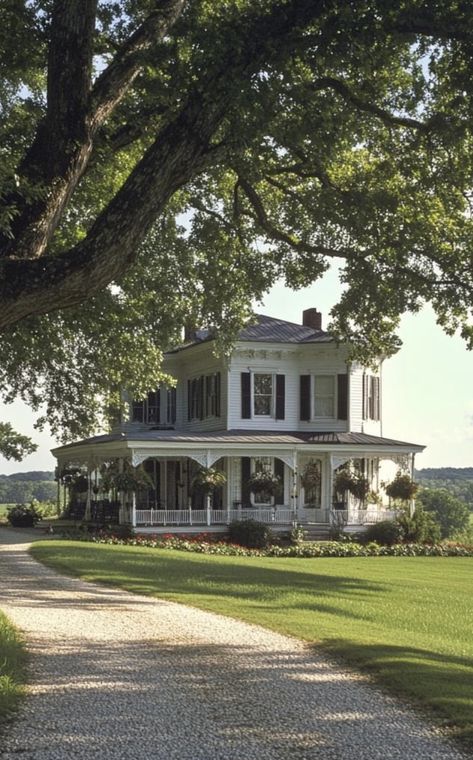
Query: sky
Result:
<box><xmin>1</xmin><ymin>269</ymin><xmax>472</xmax><ymax>473</ymax></box>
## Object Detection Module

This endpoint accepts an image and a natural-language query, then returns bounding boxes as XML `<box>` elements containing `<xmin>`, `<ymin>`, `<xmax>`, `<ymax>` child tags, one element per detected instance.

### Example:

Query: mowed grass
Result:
<box><xmin>0</xmin><ymin>611</ymin><xmax>26</xmax><ymax>726</ymax></box>
<box><xmin>31</xmin><ymin>541</ymin><xmax>473</xmax><ymax>746</ymax></box>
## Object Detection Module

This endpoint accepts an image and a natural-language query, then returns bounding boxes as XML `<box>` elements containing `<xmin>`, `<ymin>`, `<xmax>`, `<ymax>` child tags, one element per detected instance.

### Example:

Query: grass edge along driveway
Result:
<box><xmin>30</xmin><ymin>541</ymin><xmax>473</xmax><ymax>749</ymax></box>
<box><xmin>0</xmin><ymin>610</ymin><xmax>26</xmax><ymax>729</ymax></box>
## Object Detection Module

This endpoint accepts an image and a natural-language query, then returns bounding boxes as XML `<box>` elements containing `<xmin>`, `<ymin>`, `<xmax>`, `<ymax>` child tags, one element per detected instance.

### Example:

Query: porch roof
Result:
<box><xmin>52</xmin><ymin>429</ymin><xmax>425</xmax><ymax>461</ymax></box>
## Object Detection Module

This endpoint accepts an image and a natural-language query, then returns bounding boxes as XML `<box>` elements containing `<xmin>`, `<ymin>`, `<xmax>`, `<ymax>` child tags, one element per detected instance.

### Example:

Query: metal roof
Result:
<box><xmin>52</xmin><ymin>429</ymin><xmax>424</xmax><ymax>453</ymax></box>
<box><xmin>166</xmin><ymin>314</ymin><xmax>332</xmax><ymax>354</ymax></box>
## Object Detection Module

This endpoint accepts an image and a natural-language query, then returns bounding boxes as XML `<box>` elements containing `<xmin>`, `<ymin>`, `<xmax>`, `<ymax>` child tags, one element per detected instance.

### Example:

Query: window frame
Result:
<box><xmin>252</xmin><ymin>372</ymin><xmax>274</xmax><ymax>417</ymax></box>
<box><xmin>312</xmin><ymin>374</ymin><xmax>336</xmax><ymax>420</ymax></box>
<box><xmin>131</xmin><ymin>389</ymin><xmax>161</xmax><ymax>425</ymax></box>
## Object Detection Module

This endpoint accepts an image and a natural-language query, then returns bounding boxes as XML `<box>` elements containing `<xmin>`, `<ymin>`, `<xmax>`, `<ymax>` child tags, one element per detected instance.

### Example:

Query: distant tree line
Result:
<box><xmin>0</xmin><ymin>471</ymin><xmax>56</xmax><ymax>504</ymax></box>
<box><xmin>416</xmin><ymin>467</ymin><xmax>473</xmax><ymax>481</ymax></box>
<box><xmin>415</xmin><ymin>469</ymin><xmax>473</xmax><ymax>510</ymax></box>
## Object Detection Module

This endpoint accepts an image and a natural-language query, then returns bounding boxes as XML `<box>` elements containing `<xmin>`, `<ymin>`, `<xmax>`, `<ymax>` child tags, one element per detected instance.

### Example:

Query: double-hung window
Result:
<box><xmin>313</xmin><ymin>375</ymin><xmax>335</xmax><ymax>418</ymax></box>
<box><xmin>131</xmin><ymin>389</ymin><xmax>161</xmax><ymax>424</ymax></box>
<box><xmin>253</xmin><ymin>373</ymin><xmax>273</xmax><ymax>416</ymax></box>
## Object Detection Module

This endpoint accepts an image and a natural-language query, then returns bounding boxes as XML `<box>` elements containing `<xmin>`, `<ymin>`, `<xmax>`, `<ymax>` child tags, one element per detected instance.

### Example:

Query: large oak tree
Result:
<box><xmin>1</xmin><ymin>0</ymin><xmax>473</xmax><ymax>446</ymax></box>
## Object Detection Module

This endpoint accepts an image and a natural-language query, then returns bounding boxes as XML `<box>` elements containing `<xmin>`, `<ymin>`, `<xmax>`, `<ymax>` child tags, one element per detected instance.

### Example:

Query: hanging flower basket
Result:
<box><xmin>333</xmin><ymin>468</ymin><xmax>369</xmax><ymax>504</ymax></box>
<box><xmin>191</xmin><ymin>467</ymin><xmax>227</xmax><ymax>494</ymax></box>
<box><xmin>247</xmin><ymin>469</ymin><xmax>281</xmax><ymax>496</ymax></box>
<box><xmin>301</xmin><ymin>461</ymin><xmax>321</xmax><ymax>490</ymax></box>
<box><xmin>100</xmin><ymin>460</ymin><xmax>153</xmax><ymax>493</ymax></box>
<box><xmin>333</xmin><ymin>469</ymin><xmax>355</xmax><ymax>495</ymax></box>
<box><xmin>385</xmin><ymin>472</ymin><xmax>418</xmax><ymax>501</ymax></box>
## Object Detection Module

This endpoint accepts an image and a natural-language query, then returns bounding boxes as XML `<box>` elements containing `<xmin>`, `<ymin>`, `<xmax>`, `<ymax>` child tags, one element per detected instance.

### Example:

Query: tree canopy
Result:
<box><xmin>1</xmin><ymin>0</ymin><xmax>473</xmax><ymax>444</ymax></box>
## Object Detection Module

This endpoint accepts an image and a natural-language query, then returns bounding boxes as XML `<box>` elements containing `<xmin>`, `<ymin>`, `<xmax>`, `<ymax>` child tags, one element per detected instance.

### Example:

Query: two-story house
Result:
<box><xmin>52</xmin><ymin>309</ymin><xmax>424</xmax><ymax>533</ymax></box>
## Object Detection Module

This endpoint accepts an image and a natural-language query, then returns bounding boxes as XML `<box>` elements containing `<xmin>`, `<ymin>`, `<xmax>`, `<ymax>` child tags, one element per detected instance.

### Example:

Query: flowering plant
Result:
<box><xmin>385</xmin><ymin>472</ymin><xmax>418</xmax><ymax>501</ymax></box>
<box><xmin>247</xmin><ymin>469</ymin><xmax>281</xmax><ymax>495</ymax></box>
<box><xmin>191</xmin><ymin>467</ymin><xmax>227</xmax><ymax>494</ymax></box>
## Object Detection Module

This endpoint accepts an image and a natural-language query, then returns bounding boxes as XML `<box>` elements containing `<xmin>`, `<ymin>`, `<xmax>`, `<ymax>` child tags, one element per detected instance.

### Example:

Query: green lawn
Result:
<box><xmin>31</xmin><ymin>541</ymin><xmax>473</xmax><ymax>746</ymax></box>
<box><xmin>0</xmin><ymin>611</ymin><xmax>26</xmax><ymax>727</ymax></box>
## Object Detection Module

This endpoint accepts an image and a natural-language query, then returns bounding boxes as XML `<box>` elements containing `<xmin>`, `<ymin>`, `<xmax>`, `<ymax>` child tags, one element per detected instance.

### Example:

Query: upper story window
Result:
<box><xmin>131</xmin><ymin>389</ymin><xmax>161</xmax><ymax>424</ymax></box>
<box><xmin>313</xmin><ymin>375</ymin><xmax>335</xmax><ymax>418</ymax></box>
<box><xmin>300</xmin><ymin>373</ymin><xmax>348</xmax><ymax>422</ymax></box>
<box><xmin>241</xmin><ymin>372</ymin><xmax>285</xmax><ymax>420</ymax></box>
<box><xmin>363</xmin><ymin>375</ymin><xmax>380</xmax><ymax>421</ymax></box>
<box><xmin>167</xmin><ymin>387</ymin><xmax>176</xmax><ymax>424</ymax></box>
<box><xmin>187</xmin><ymin>373</ymin><xmax>221</xmax><ymax>421</ymax></box>
<box><xmin>253</xmin><ymin>373</ymin><xmax>273</xmax><ymax>416</ymax></box>
<box><xmin>206</xmin><ymin>373</ymin><xmax>221</xmax><ymax>417</ymax></box>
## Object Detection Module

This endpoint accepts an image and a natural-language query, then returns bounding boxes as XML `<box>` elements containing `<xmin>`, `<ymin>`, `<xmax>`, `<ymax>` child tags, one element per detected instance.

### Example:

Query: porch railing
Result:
<box><xmin>133</xmin><ymin>505</ymin><xmax>395</xmax><ymax>528</ymax></box>
<box><xmin>134</xmin><ymin>506</ymin><xmax>295</xmax><ymax>527</ymax></box>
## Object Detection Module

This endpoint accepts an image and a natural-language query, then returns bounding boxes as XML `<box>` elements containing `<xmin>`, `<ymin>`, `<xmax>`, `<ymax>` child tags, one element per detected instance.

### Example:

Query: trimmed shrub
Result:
<box><xmin>7</xmin><ymin>503</ymin><xmax>41</xmax><ymax>528</ymax></box>
<box><xmin>364</xmin><ymin>520</ymin><xmax>403</xmax><ymax>546</ymax></box>
<box><xmin>397</xmin><ymin>507</ymin><xmax>441</xmax><ymax>543</ymax></box>
<box><xmin>228</xmin><ymin>519</ymin><xmax>273</xmax><ymax>548</ymax></box>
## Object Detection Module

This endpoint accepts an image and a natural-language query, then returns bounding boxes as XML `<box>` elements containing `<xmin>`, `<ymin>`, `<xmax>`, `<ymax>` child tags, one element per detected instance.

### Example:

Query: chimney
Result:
<box><xmin>302</xmin><ymin>308</ymin><xmax>322</xmax><ymax>331</ymax></box>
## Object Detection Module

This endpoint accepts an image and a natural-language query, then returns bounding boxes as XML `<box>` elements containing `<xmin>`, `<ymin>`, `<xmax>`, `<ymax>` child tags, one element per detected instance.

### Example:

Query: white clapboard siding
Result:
<box><xmin>227</xmin><ymin>344</ymin><xmax>350</xmax><ymax>432</ymax></box>
<box><xmin>168</xmin><ymin>355</ymin><xmax>228</xmax><ymax>432</ymax></box>
<box><xmin>162</xmin><ymin>340</ymin><xmax>383</xmax><ymax>435</ymax></box>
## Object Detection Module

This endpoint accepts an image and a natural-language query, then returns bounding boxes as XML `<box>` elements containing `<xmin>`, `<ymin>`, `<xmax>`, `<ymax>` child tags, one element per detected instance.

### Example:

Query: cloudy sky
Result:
<box><xmin>1</xmin><ymin>270</ymin><xmax>472</xmax><ymax>473</ymax></box>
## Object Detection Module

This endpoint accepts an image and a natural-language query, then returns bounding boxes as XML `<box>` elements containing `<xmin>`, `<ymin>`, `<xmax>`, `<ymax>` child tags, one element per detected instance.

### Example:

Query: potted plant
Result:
<box><xmin>333</xmin><ymin>468</ymin><xmax>355</xmax><ymax>496</ymax></box>
<box><xmin>191</xmin><ymin>467</ymin><xmax>227</xmax><ymax>494</ymax></box>
<box><xmin>100</xmin><ymin>460</ymin><xmax>153</xmax><ymax>494</ymax></box>
<box><xmin>385</xmin><ymin>472</ymin><xmax>418</xmax><ymax>502</ymax></box>
<box><xmin>247</xmin><ymin>469</ymin><xmax>281</xmax><ymax>501</ymax></box>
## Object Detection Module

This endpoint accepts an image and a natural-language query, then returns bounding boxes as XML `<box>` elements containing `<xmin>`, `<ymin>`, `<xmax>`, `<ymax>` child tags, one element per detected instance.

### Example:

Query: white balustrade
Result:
<box><xmin>134</xmin><ymin>506</ymin><xmax>295</xmax><ymax>526</ymax></box>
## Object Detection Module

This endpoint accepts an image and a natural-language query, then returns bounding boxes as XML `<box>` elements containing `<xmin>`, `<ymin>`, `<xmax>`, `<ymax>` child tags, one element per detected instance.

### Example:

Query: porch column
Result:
<box><xmin>292</xmin><ymin>449</ymin><xmax>299</xmax><ymax>522</ymax></box>
<box><xmin>84</xmin><ymin>464</ymin><xmax>92</xmax><ymax>521</ymax></box>
<box><xmin>410</xmin><ymin>453</ymin><xmax>416</xmax><ymax>517</ymax></box>
<box><xmin>119</xmin><ymin>457</ymin><xmax>126</xmax><ymax>524</ymax></box>
<box><xmin>132</xmin><ymin>492</ymin><xmax>137</xmax><ymax>528</ymax></box>
<box><xmin>206</xmin><ymin>493</ymin><xmax>211</xmax><ymax>526</ymax></box>
<box><xmin>324</xmin><ymin>456</ymin><xmax>334</xmax><ymax>519</ymax></box>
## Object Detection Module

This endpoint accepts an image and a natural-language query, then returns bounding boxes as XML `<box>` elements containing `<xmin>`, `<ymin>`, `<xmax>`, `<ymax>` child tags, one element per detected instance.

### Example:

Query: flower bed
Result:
<box><xmin>59</xmin><ymin>530</ymin><xmax>473</xmax><ymax>558</ymax></box>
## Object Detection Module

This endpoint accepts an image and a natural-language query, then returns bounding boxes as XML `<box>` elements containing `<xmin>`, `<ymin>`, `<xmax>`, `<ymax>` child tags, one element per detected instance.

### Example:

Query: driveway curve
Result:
<box><xmin>0</xmin><ymin>528</ymin><xmax>467</xmax><ymax>760</ymax></box>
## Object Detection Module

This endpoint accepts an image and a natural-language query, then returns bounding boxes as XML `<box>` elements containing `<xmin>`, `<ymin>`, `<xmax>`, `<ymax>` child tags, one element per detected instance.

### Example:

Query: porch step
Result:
<box><xmin>302</xmin><ymin>524</ymin><xmax>331</xmax><ymax>541</ymax></box>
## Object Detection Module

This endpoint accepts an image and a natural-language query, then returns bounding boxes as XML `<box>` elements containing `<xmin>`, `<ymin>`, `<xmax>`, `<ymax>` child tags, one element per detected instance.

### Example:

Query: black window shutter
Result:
<box><xmin>369</xmin><ymin>376</ymin><xmax>374</xmax><ymax>420</ymax></box>
<box><xmin>215</xmin><ymin>372</ymin><xmax>221</xmax><ymax>417</ymax></box>
<box><xmin>241</xmin><ymin>372</ymin><xmax>251</xmax><ymax>419</ymax></box>
<box><xmin>275</xmin><ymin>374</ymin><xmax>285</xmax><ymax>420</ymax></box>
<box><xmin>241</xmin><ymin>457</ymin><xmax>251</xmax><ymax>506</ymax></box>
<box><xmin>205</xmin><ymin>375</ymin><xmax>210</xmax><ymax>417</ymax></box>
<box><xmin>337</xmin><ymin>374</ymin><xmax>348</xmax><ymax>421</ymax></box>
<box><xmin>274</xmin><ymin>458</ymin><xmax>285</xmax><ymax>505</ymax></box>
<box><xmin>362</xmin><ymin>375</ymin><xmax>369</xmax><ymax>420</ymax></box>
<box><xmin>187</xmin><ymin>380</ymin><xmax>191</xmax><ymax>421</ymax></box>
<box><xmin>300</xmin><ymin>375</ymin><xmax>311</xmax><ymax>421</ymax></box>
<box><xmin>198</xmin><ymin>376</ymin><xmax>204</xmax><ymax>420</ymax></box>
<box><xmin>373</xmin><ymin>376</ymin><xmax>380</xmax><ymax>421</ymax></box>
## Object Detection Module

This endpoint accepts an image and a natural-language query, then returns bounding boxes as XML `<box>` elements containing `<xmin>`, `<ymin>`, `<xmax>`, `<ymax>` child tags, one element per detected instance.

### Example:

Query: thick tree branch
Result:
<box><xmin>0</xmin><ymin>0</ymin><xmax>185</xmax><ymax>261</ymax></box>
<box><xmin>236</xmin><ymin>174</ymin><xmax>355</xmax><ymax>260</ymax></box>
<box><xmin>0</xmin><ymin>0</ymin><xmax>333</xmax><ymax>329</ymax></box>
<box><xmin>309</xmin><ymin>77</ymin><xmax>429</xmax><ymax>131</ymax></box>
<box><xmin>88</xmin><ymin>0</ymin><xmax>185</xmax><ymax>131</ymax></box>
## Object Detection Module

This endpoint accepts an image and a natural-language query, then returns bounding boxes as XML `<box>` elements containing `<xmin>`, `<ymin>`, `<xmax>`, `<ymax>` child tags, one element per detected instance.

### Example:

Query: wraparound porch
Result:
<box><xmin>52</xmin><ymin>429</ymin><xmax>422</xmax><ymax>532</ymax></box>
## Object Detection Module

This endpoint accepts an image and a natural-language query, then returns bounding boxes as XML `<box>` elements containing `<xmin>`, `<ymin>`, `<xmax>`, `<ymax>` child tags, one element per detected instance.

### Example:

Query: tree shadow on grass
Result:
<box><xmin>25</xmin><ymin>542</ymin><xmax>390</xmax><ymax>621</ymax></box>
<box><xmin>313</xmin><ymin>639</ymin><xmax>473</xmax><ymax>750</ymax></box>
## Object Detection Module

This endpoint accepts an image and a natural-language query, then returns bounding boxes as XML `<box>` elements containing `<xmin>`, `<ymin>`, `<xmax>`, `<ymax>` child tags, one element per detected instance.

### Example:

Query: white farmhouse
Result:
<box><xmin>52</xmin><ymin>309</ymin><xmax>424</xmax><ymax>534</ymax></box>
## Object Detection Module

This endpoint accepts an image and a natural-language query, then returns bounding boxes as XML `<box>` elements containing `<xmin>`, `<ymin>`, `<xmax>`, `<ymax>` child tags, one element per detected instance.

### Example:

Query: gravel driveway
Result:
<box><xmin>0</xmin><ymin>528</ymin><xmax>468</xmax><ymax>760</ymax></box>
